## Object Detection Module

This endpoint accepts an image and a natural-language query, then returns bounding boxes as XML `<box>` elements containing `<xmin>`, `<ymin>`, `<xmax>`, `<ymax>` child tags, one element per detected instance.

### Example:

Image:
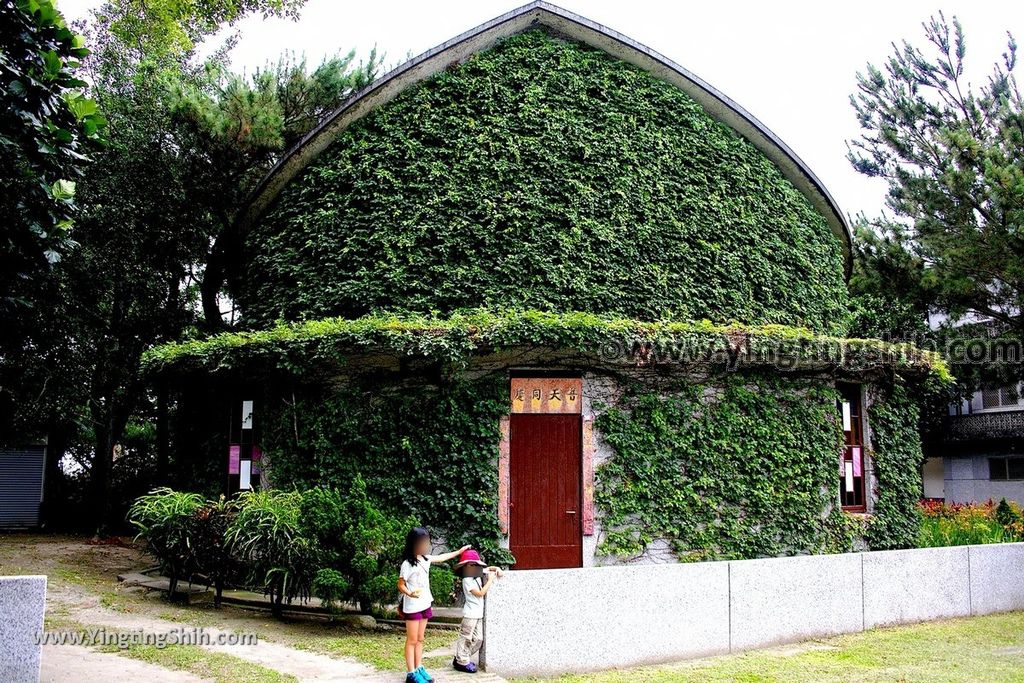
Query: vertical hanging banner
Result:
<box><xmin>510</xmin><ymin>378</ymin><xmax>582</xmax><ymax>414</ymax></box>
<box><xmin>228</xmin><ymin>444</ymin><xmax>241</xmax><ymax>475</ymax></box>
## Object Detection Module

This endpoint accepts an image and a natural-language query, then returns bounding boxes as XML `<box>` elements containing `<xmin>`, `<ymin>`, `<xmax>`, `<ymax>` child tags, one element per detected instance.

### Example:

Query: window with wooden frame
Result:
<box><xmin>838</xmin><ymin>384</ymin><xmax>866</xmax><ymax>511</ymax></box>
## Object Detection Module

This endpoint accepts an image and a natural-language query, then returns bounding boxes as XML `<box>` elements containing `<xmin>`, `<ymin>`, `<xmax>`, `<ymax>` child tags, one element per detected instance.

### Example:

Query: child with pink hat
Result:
<box><xmin>452</xmin><ymin>548</ymin><xmax>503</xmax><ymax>674</ymax></box>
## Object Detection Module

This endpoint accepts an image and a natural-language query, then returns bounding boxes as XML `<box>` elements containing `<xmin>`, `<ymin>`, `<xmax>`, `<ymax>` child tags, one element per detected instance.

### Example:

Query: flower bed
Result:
<box><xmin>918</xmin><ymin>499</ymin><xmax>1024</xmax><ymax>547</ymax></box>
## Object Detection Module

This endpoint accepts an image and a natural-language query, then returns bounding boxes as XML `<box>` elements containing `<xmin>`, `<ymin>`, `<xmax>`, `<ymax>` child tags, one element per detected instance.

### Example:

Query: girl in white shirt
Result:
<box><xmin>397</xmin><ymin>527</ymin><xmax>469</xmax><ymax>683</ymax></box>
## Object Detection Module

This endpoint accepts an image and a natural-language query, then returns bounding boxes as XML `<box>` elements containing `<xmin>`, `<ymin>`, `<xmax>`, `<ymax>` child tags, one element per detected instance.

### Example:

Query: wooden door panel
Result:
<box><xmin>509</xmin><ymin>414</ymin><xmax>582</xmax><ymax>569</ymax></box>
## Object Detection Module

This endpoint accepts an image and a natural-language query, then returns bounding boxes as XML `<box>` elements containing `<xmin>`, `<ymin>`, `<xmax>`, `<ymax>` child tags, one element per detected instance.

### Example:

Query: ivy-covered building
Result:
<box><xmin>146</xmin><ymin>2</ymin><xmax>949</xmax><ymax>569</ymax></box>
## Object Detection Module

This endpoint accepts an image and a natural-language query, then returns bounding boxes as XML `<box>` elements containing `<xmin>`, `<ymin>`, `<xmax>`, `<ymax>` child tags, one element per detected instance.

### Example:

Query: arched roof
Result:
<box><xmin>237</xmin><ymin>1</ymin><xmax>852</xmax><ymax>274</ymax></box>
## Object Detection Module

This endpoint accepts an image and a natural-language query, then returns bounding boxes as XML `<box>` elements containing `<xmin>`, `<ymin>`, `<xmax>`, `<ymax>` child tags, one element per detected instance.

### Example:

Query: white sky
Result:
<box><xmin>57</xmin><ymin>0</ymin><xmax>1024</xmax><ymax>220</ymax></box>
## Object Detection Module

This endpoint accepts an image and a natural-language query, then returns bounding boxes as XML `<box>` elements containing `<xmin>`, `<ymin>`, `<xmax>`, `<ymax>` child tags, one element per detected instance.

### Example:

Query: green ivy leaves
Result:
<box><xmin>865</xmin><ymin>382</ymin><xmax>924</xmax><ymax>550</ymax></box>
<box><xmin>240</xmin><ymin>30</ymin><xmax>849</xmax><ymax>333</ymax></box>
<box><xmin>595</xmin><ymin>374</ymin><xmax>846</xmax><ymax>561</ymax></box>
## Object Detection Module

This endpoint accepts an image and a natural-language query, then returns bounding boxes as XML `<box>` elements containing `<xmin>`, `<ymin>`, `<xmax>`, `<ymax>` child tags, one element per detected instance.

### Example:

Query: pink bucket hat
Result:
<box><xmin>454</xmin><ymin>548</ymin><xmax>486</xmax><ymax>570</ymax></box>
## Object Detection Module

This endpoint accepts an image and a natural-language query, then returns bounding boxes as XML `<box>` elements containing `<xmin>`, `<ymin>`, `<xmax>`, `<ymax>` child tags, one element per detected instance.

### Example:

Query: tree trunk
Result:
<box><xmin>41</xmin><ymin>418</ymin><xmax>70</xmax><ymax>529</ymax></box>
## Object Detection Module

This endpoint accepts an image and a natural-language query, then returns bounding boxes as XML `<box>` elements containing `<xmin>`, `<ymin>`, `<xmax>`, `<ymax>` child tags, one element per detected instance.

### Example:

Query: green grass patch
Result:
<box><xmin>297</xmin><ymin>626</ymin><xmax>452</xmax><ymax>670</ymax></box>
<box><xmin>110</xmin><ymin>643</ymin><xmax>297</xmax><ymax>683</ymax></box>
<box><xmin>521</xmin><ymin>612</ymin><xmax>1024</xmax><ymax>682</ymax></box>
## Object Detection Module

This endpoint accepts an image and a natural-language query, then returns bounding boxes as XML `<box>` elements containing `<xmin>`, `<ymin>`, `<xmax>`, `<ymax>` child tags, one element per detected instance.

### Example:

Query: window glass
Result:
<box><xmin>1008</xmin><ymin>457</ymin><xmax>1024</xmax><ymax>480</ymax></box>
<box><xmin>990</xmin><ymin>458</ymin><xmax>1008</xmax><ymax>481</ymax></box>
<box><xmin>838</xmin><ymin>384</ymin><xmax>865</xmax><ymax>509</ymax></box>
<box><xmin>982</xmin><ymin>388</ymin><xmax>1002</xmax><ymax>409</ymax></box>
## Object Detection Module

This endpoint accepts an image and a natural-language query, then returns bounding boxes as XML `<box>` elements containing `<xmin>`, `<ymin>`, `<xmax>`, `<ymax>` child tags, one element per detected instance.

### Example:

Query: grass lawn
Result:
<box><xmin>295</xmin><ymin>627</ymin><xmax>453</xmax><ymax>670</ymax></box>
<box><xmin>102</xmin><ymin>641</ymin><xmax>297</xmax><ymax>683</ymax></box>
<box><xmin>526</xmin><ymin>611</ymin><xmax>1024</xmax><ymax>682</ymax></box>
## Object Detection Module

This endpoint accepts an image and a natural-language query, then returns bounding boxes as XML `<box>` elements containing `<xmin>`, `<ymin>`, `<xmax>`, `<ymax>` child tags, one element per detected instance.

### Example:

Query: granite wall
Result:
<box><xmin>482</xmin><ymin>543</ymin><xmax>1024</xmax><ymax>677</ymax></box>
<box><xmin>0</xmin><ymin>575</ymin><xmax>47</xmax><ymax>683</ymax></box>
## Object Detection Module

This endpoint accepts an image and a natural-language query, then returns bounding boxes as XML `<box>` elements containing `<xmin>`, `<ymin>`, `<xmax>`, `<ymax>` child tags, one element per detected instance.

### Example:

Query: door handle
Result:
<box><xmin>566</xmin><ymin>510</ymin><xmax>577</xmax><ymax>514</ymax></box>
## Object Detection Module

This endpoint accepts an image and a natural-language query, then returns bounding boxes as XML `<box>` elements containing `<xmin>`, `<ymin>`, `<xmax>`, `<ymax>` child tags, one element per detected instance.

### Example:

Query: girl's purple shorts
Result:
<box><xmin>404</xmin><ymin>607</ymin><xmax>433</xmax><ymax>621</ymax></box>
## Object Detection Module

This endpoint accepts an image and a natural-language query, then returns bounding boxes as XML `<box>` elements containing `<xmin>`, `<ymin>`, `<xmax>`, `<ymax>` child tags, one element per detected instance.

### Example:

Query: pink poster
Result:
<box><xmin>228</xmin><ymin>444</ymin><xmax>240</xmax><ymax>474</ymax></box>
<box><xmin>851</xmin><ymin>447</ymin><xmax>862</xmax><ymax>477</ymax></box>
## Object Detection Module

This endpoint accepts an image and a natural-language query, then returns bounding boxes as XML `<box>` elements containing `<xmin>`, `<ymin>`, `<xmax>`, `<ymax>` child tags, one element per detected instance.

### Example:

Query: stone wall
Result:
<box><xmin>481</xmin><ymin>543</ymin><xmax>1024</xmax><ymax>677</ymax></box>
<box><xmin>0</xmin><ymin>575</ymin><xmax>47</xmax><ymax>683</ymax></box>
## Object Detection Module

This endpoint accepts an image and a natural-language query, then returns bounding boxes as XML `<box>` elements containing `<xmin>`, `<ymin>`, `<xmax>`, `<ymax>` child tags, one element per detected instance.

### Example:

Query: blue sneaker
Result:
<box><xmin>417</xmin><ymin>666</ymin><xmax>434</xmax><ymax>682</ymax></box>
<box><xmin>406</xmin><ymin>672</ymin><xmax>425</xmax><ymax>683</ymax></box>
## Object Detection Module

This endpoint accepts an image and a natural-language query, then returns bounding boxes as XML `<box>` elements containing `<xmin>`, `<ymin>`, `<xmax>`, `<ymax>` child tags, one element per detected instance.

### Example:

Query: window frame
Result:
<box><xmin>989</xmin><ymin>456</ymin><xmax>1024</xmax><ymax>481</ymax></box>
<box><xmin>838</xmin><ymin>383</ymin><xmax>867</xmax><ymax>512</ymax></box>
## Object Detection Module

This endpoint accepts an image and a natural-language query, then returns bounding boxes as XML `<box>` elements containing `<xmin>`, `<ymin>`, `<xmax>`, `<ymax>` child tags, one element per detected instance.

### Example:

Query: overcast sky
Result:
<box><xmin>57</xmin><ymin>0</ymin><xmax>1023</xmax><ymax>220</ymax></box>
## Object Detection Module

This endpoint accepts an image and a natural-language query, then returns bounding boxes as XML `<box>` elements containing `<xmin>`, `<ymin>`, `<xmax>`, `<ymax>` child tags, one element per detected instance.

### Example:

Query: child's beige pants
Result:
<box><xmin>455</xmin><ymin>617</ymin><xmax>483</xmax><ymax>664</ymax></box>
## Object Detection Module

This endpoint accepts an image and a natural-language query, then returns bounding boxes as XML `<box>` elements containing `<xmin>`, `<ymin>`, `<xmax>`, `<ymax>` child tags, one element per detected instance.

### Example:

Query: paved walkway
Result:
<box><xmin>41</xmin><ymin>643</ymin><xmax>209</xmax><ymax>683</ymax></box>
<box><xmin>41</xmin><ymin>576</ymin><xmax>506</xmax><ymax>683</ymax></box>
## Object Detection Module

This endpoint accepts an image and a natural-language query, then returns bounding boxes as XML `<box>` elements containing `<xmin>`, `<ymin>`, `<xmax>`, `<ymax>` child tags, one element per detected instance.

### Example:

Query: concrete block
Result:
<box><xmin>0</xmin><ymin>575</ymin><xmax>47</xmax><ymax>683</ymax></box>
<box><xmin>482</xmin><ymin>561</ymin><xmax>729</xmax><ymax>677</ymax></box>
<box><xmin>968</xmin><ymin>543</ymin><xmax>1024</xmax><ymax>615</ymax></box>
<box><xmin>944</xmin><ymin>479</ymin><xmax>976</xmax><ymax>504</ymax></box>
<box><xmin>729</xmin><ymin>553</ymin><xmax>863</xmax><ymax>651</ymax></box>
<box><xmin>863</xmin><ymin>546</ymin><xmax>969</xmax><ymax>627</ymax></box>
<box><xmin>948</xmin><ymin>457</ymin><xmax>974</xmax><ymax>481</ymax></box>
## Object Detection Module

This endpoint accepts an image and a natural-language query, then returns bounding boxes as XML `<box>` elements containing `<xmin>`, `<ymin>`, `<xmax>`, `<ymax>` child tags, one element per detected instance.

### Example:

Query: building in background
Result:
<box><xmin>925</xmin><ymin>382</ymin><xmax>1024</xmax><ymax>505</ymax></box>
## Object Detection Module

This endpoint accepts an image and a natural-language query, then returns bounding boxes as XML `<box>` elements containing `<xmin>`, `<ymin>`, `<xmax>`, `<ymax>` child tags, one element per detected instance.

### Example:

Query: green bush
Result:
<box><xmin>300</xmin><ymin>478</ymin><xmax>414</xmax><ymax>612</ymax></box>
<box><xmin>429</xmin><ymin>565</ymin><xmax>457</xmax><ymax>608</ymax></box>
<box><xmin>128</xmin><ymin>484</ymin><xmax>433</xmax><ymax>616</ymax></box>
<box><xmin>995</xmin><ymin>498</ymin><xmax>1021</xmax><ymax>528</ymax></box>
<box><xmin>186</xmin><ymin>496</ymin><xmax>238</xmax><ymax>606</ymax></box>
<box><xmin>127</xmin><ymin>487</ymin><xmax>206</xmax><ymax>596</ymax></box>
<box><xmin>226</xmin><ymin>489</ymin><xmax>319</xmax><ymax>617</ymax></box>
<box><xmin>311</xmin><ymin>568</ymin><xmax>350</xmax><ymax>612</ymax></box>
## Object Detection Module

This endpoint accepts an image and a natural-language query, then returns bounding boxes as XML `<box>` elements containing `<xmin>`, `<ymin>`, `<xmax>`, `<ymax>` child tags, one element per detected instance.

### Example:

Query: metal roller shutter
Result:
<box><xmin>0</xmin><ymin>446</ymin><xmax>46</xmax><ymax>528</ymax></box>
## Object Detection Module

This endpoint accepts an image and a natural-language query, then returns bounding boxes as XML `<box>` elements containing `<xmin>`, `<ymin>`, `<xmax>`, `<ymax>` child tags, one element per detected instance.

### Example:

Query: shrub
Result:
<box><xmin>127</xmin><ymin>487</ymin><xmax>206</xmax><ymax>597</ymax></box>
<box><xmin>430</xmin><ymin>565</ymin><xmax>457</xmax><ymax>607</ymax></box>
<box><xmin>226</xmin><ymin>489</ymin><xmax>319</xmax><ymax>616</ymax></box>
<box><xmin>128</xmin><ymin>484</ymin><xmax>447</xmax><ymax>616</ymax></box>
<box><xmin>995</xmin><ymin>498</ymin><xmax>1021</xmax><ymax>528</ymax></box>
<box><xmin>311</xmin><ymin>568</ymin><xmax>350</xmax><ymax>612</ymax></box>
<box><xmin>186</xmin><ymin>496</ymin><xmax>238</xmax><ymax>607</ymax></box>
<box><xmin>301</xmin><ymin>478</ymin><xmax>414</xmax><ymax>612</ymax></box>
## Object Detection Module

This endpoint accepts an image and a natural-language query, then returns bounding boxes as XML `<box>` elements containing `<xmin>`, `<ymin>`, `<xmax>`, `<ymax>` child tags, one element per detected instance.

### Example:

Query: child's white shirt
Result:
<box><xmin>400</xmin><ymin>556</ymin><xmax>433</xmax><ymax>613</ymax></box>
<box><xmin>462</xmin><ymin>576</ymin><xmax>485</xmax><ymax>619</ymax></box>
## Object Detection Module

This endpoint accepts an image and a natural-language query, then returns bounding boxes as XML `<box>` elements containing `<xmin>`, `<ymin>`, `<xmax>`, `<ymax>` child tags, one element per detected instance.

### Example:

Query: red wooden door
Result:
<box><xmin>509</xmin><ymin>414</ymin><xmax>582</xmax><ymax>569</ymax></box>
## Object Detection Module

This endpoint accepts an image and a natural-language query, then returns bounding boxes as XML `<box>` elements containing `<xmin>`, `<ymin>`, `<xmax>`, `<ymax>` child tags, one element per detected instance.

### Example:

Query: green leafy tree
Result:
<box><xmin>164</xmin><ymin>51</ymin><xmax>380</xmax><ymax>327</ymax></box>
<box><xmin>0</xmin><ymin>0</ymin><xmax>104</xmax><ymax>448</ymax></box>
<box><xmin>25</xmin><ymin>0</ymin><xmax>377</xmax><ymax>533</ymax></box>
<box><xmin>848</xmin><ymin>13</ymin><xmax>1024</xmax><ymax>335</ymax></box>
<box><xmin>0</xmin><ymin>0</ymin><xmax>104</xmax><ymax>293</ymax></box>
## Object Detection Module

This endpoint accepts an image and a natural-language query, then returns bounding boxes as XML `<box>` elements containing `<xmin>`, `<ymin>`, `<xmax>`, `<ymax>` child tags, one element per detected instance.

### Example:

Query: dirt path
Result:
<box><xmin>41</xmin><ymin>643</ymin><xmax>211</xmax><ymax>683</ymax></box>
<box><xmin>2</xmin><ymin>535</ymin><xmax>506</xmax><ymax>683</ymax></box>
